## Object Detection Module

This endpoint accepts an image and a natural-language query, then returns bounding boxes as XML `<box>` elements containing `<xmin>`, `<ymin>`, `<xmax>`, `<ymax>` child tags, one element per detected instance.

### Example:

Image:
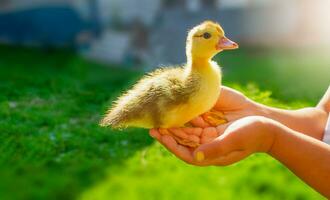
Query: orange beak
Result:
<box><xmin>216</xmin><ymin>37</ymin><xmax>239</xmax><ymax>50</ymax></box>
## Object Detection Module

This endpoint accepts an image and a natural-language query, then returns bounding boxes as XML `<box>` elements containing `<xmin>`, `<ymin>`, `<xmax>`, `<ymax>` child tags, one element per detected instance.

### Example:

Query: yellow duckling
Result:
<box><xmin>100</xmin><ymin>21</ymin><xmax>238</xmax><ymax>133</ymax></box>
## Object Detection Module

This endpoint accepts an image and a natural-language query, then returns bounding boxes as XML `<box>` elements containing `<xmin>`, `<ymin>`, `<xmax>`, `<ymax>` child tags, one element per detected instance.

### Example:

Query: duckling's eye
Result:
<box><xmin>203</xmin><ymin>32</ymin><xmax>211</xmax><ymax>39</ymax></box>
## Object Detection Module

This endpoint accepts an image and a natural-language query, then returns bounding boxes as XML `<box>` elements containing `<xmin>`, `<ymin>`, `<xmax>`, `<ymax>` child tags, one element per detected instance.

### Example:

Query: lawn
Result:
<box><xmin>0</xmin><ymin>45</ymin><xmax>329</xmax><ymax>200</ymax></box>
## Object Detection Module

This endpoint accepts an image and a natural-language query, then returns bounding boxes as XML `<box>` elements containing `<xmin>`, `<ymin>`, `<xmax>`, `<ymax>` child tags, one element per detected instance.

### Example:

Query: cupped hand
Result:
<box><xmin>150</xmin><ymin>116</ymin><xmax>277</xmax><ymax>166</ymax></box>
<box><xmin>153</xmin><ymin>86</ymin><xmax>259</xmax><ymax>147</ymax></box>
<box><xmin>211</xmin><ymin>86</ymin><xmax>259</xmax><ymax>122</ymax></box>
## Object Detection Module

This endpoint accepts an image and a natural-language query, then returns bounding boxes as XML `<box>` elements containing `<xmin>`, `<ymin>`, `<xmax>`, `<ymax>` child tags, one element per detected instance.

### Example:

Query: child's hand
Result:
<box><xmin>203</xmin><ymin>86</ymin><xmax>327</xmax><ymax>140</ymax></box>
<box><xmin>210</xmin><ymin>86</ymin><xmax>258</xmax><ymax>122</ymax></box>
<box><xmin>154</xmin><ymin>86</ymin><xmax>261</xmax><ymax>147</ymax></box>
<box><xmin>150</xmin><ymin>116</ymin><xmax>277</xmax><ymax>166</ymax></box>
<box><xmin>151</xmin><ymin>85</ymin><xmax>327</xmax><ymax>160</ymax></box>
<box><xmin>193</xmin><ymin>116</ymin><xmax>277</xmax><ymax>166</ymax></box>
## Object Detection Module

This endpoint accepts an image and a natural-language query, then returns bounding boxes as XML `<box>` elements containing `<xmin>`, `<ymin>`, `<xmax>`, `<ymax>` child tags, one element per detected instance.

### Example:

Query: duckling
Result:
<box><xmin>100</xmin><ymin>21</ymin><xmax>238</xmax><ymax>145</ymax></box>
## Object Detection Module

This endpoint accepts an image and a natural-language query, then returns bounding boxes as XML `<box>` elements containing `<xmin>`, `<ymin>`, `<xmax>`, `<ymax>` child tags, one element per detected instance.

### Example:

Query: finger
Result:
<box><xmin>215</xmin><ymin>121</ymin><xmax>234</xmax><ymax>135</ymax></box>
<box><xmin>214</xmin><ymin>86</ymin><xmax>244</xmax><ymax>110</ymax></box>
<box><xmin>167</xmin><ymin>128</ymin><xmax>200</xmax><ymax>147</ymax></box>
<box><xmin>190</xmin><ymin>116</ymin><xmax>210</xmax><ymax>128</ymax></box>
<box><xmin>181</xmin><ymin>127</ymin><xmax>203</xmax><ymax>136</ymax></box>
<box><xmin>194</xmin><ymin>135</ymin><xmax>235</xmax><ymax>161</ymax></box>
<box><xmin>213</xmin><ymin>150</ymin><xmax>250</xmax><ymax>166</ymax></box>
<box><xmin>200</xmin><ymin>127</ymin><xmax>218</xmax><ymax>144</ymax></box>
<box><xmin>214</xmin><ymin>86</ymin><xmax>231</xmax><ymax>108</ymax></box>
<box><xmin>149</xmin><ymin>129</ymin><xmax>161</xmax><ymax>140</ymax></box>
<box><xmin>153</xmin><ymin>129</ymin><xmax>199</xmax><ymax>150</ymax></box>
<box><xmin>168</xmin><ymin>128</ymin><xmax>189</xmax><ymax>139</ymax></box>
<box><xmin>199</xmin><ymin>122</ymin><xmax>233</xmax><ymax>145</ymax></box>
<box><xmin>161</xmin><ymin>135</ymin><xmax>195</xmax><ymax>164</ymax></box>
<box><xmin>223</xmin><ymin>112</ymin><xmax>243</xmax><ymax>122</ymax></box>
<box><xmin>151</xmin><ymin>129</ymin><xmax>176</xmax><ymax>145</ymax></box>
<box><xmin>160</xmin><ymin>135</ymin><xmax>213</xmax><ymax>167</ymax></box>
<box><xmin>187</xmin><ymin>135</ymin><xmax>200</xmax><ymax>144</ymax></box>
<box><xmin>159</xmin><ymin>128</ymin><xmax>170</xmax><ymax>135</ymax></box>
<box><xmin>170</xmin><ymin>134</ymin><xmax>199</xmax><ymax>148</ymax></box>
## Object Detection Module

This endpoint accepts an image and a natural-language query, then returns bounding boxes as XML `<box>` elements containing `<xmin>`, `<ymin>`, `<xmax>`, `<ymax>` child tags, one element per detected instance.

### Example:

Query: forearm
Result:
<box><xmin>317</xmin><ymin>85</ymin><xmax>330</xmax><ymax>112</ymax></box>
<box><xmin>269</xmin><ymin>124</ymin><xmax>330</xmax><ymax>198</ymax></box>
<box><xmin>253</xmin><ymin>103</ymin><xmax>327</xmax><ymax>139</ymax></box>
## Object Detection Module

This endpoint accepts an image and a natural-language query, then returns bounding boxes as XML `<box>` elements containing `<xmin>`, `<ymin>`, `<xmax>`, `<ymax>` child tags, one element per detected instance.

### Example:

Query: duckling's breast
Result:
<box><xmin>162</xmin><ymin>62</ymin><xmax>221</xmax><ymax>127</ymax></box>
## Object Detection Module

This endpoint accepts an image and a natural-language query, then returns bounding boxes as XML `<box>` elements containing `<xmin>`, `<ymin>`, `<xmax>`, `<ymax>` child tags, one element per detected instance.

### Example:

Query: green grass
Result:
<box><xmin>0</xmin><ymin>45</ymin><xmax>329</xmax><ymax>200</ymax></box>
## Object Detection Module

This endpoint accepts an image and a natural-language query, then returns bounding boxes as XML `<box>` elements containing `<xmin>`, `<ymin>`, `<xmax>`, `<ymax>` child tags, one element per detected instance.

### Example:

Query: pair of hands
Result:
<box><xmin>150</xmin><ymin>86</ymin><xmax>278</xmax><ymax>166</ymax></box>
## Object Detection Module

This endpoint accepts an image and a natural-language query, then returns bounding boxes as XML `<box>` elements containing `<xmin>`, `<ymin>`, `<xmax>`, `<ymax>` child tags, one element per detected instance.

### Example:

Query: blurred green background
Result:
<box><xmin>0</xmin><ymin>45</ymin><xmax>329</xmax><ymax>200</ymax></box>
<box><xmin>1</xmin><ymin>1</ymin><xmax>330</xmax><ymax>199</ymax></box>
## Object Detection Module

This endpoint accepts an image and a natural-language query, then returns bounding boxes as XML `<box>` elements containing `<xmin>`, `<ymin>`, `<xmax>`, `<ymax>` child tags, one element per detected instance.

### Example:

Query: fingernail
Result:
<box><xmin>195</xmin><ymin>151</ymin><xmax>205</xmax><ymax>162</ymax></box>
<box><xmin>149</xmin><ymin>131</ymin><xmax>156</xmax><ymax>138</ymax></box>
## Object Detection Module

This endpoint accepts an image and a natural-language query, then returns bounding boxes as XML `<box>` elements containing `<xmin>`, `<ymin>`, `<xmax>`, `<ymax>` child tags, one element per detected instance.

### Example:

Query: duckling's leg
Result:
<box><xmin>202</xmin><ymin>109</ymin><xmax>228</xmax><ymax>127</ymax></box>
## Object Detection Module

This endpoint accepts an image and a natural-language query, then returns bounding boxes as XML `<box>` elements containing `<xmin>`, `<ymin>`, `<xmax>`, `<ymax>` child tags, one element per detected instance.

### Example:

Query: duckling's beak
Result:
<box><xmin>216</xmin><ymin>37</ymin><xmax>239</xmax><ymax>50</ymax></box>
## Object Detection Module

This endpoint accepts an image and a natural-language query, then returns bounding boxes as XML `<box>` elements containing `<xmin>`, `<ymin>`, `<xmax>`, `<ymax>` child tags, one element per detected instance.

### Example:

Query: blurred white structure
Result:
<box><xmin>97</xmin><ymin>0</ymin><xmax>161</xmax><ymax>26</ymax></box>
<box><xmin>1</xmin><ymin>0</ymin><xmax>330</xmax><ymax>65</ymax></box>
<box><xmin>85</xmin><ymin>30</ymin><xmax>131</xmax><ymax>63</ymax></box>
<box><xmin>238</xmin><ymin>0</ymin><xmax>330</xmax><ymax>47</ymax></box>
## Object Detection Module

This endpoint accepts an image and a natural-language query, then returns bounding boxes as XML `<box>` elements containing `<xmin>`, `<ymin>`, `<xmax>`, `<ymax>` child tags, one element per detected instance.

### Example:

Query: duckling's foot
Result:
<box><xmin>159</xmin><ymin>128</ymin><xmax>200</xmax><ymax>148</ymax></box>
<box><xmin>202</xmin><ymin>109</ymin><xmax>228</xmax><ymax>127</ymax></box>
<box><xmin>183</xmin><ymin>122</ymin><xmax>193</xmax><ymax>127</ymax></box>
<box><xmin>175</xmin><ymin>138</ymin><xmax>200</xmax><ymax>148</ymax></box>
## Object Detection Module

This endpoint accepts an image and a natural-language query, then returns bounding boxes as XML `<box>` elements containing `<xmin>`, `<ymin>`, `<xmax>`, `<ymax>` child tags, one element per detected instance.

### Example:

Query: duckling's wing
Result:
<box><xmin>100</xmin><ymin>67</ymin><xmax>187</xmax><ymax>128</ymax></box>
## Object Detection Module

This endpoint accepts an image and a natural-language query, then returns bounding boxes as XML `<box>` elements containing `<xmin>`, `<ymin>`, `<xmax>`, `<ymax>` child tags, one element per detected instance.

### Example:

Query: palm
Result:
<box><xmin>212</xmin><ymin>86</ymin><xmax>255</xmax><ymax>122</ymax></box>
<box><xmin>150</xmin><ymin>86</ymin><xmax>257</xmax><ymax>154</ymax></box>
<box><xmin>191</xmin><ymin>86</ymin><xmax>255</xmax><ymax>131</ymax></box>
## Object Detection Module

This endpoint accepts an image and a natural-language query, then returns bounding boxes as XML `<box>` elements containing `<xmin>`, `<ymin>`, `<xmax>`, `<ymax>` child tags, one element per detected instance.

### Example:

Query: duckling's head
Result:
<box><xmin>186</xmin><ymin>21</ymin><xmax>238</xmax><ymax>61</ymax></box>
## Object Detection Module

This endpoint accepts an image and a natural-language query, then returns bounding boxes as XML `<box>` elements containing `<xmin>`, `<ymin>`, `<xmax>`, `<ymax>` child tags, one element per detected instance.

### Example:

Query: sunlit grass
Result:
<box><xmin>0</xmin><ymin>45</ymin><xmax>328</xmax><ymax>200</ymax></box>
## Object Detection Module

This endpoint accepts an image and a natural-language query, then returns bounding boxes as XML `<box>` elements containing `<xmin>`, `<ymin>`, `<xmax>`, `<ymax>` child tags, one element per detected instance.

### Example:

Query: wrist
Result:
<box><xmin>312</xmin><ymin>108</ymin><xmax>329</xmax><ymax>140</ymax></box>
<box><xmin>298</xmin><ymin>107</ymin><xmax>328</xmax><ymax>140</ymax></box>
<box><xmin>266</xmin><ymin>122</ymin><xmax>287</xmax><ymax>156</ymax></box>
<box><xmin>247</xmin><ymin>100</ymin><xmax>269</xmax><ymax>117</ymax></box>
<box><xmin>254</xmin><ymin>117</ymin><xmax>279</xmax><ymax>153</ymax></box>
<box><xmin>250</xmin><ymin>103</ymin><xmax>328</xmax><ymax>140</ymax></box>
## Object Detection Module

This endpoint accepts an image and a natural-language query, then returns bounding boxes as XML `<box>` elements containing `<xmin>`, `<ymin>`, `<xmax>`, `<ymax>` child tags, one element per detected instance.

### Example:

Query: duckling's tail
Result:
<box><xmin>99</xmin><ymin>109</ymin><xmax>125</xmax><ymax>129</ymax></box>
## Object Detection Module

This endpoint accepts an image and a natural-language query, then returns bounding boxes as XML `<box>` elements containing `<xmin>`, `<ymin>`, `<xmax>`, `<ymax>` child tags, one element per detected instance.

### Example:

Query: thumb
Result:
<box><xmin>200</xmin><ymin>122</ymin><xmax>233</xmax><ymax>144</ymax></box>
<box><xmin>215</xmin><ymin>121</ymin><xmax>234</xmax><ymax>135</ymax></box>
<box><xmin>193</xmin><ymin>133</ymin><xmax>235</xmax><ymax>162</ymax></box>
